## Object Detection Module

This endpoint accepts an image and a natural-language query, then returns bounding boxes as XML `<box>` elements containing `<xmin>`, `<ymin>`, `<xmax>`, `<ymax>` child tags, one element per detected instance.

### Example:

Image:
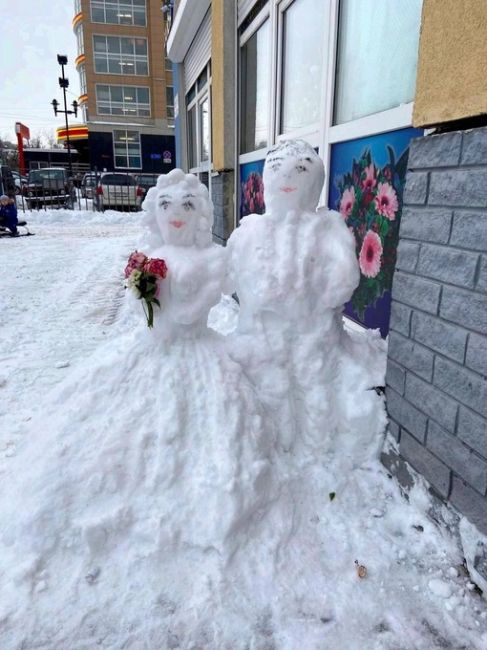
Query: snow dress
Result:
<box><xmin>227</xmin><ymin>140</ymin><xmax>387</xmax><ymax>468</ymax></box>
<box><xmin>0</xmin><ymin>242</ymin><xmax>281</xmax><ymax>647</ymax></box>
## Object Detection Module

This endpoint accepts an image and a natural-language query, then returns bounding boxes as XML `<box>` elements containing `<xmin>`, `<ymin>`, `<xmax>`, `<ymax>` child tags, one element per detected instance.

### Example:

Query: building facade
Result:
<box><xmin>65</xmin><ymin>0</ymin><xmax>175</xmax><ymax>173</ymax></box>
<box><xmin>168</xmin><ymin>0</ymin><xmax>487</xmax><ymax>588</ymax></box>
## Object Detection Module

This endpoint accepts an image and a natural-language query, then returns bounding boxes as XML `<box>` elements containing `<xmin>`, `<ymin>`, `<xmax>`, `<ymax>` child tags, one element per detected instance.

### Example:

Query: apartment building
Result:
<box><xmin>66</xmin><ymin>0</ymin><xmax>175</xmax><ymax>172</ymax></box>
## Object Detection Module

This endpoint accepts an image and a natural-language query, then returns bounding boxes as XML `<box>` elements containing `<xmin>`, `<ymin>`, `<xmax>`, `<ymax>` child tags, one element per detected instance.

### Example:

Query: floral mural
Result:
<box><xmin>239</xmin><ymin>160</ymin><xmax>265</xmax><ymax>219</ymax></box>
<box><xmin>329</xmin><ymin>128</ymin><xmax>423</xmax><ymax>337</ymax></box>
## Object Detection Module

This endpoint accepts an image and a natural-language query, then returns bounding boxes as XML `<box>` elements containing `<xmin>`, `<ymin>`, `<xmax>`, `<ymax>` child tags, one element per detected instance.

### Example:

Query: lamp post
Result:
<box><xmin>51</xmin><ymin>54</ymin><xmax>79</xmax><ymax>179</ymax></box>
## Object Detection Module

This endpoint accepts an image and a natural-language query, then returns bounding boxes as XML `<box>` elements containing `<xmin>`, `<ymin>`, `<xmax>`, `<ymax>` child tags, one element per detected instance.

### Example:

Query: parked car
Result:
<box><xmin>11</xmin><ymin>171</ymin><xmax>27</xmax><ymax>195</ymax></box>
<box><xmin>96</xmin><ymin>172</ymin><xmax>144</xmax><ymax>211</ymax></box>
<box><xmin>0</xmin><ymin>165</ymin><xmax>17</xmax><ymax>199</ymax></box>
<box><xmin>134</xmin><ymin>173</ymin><xmax>158</xmax><ymax>195</ymax></box>
<box><xmin>81</xmin><ymin>172</ymin><xmax>99</xmax><ymax>199</ymax></box>
<box><xmin>24</xmin><ymin>168</ymin><xmax>76</xmax><ymax>209</ymax></box>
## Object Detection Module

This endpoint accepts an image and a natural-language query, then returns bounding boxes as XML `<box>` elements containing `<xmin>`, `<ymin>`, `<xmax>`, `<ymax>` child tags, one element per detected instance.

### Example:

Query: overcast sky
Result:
<box><xmin>0</xmin><ymin>0</ymin><xmax>82</xmax><ymax>143</ymax></box>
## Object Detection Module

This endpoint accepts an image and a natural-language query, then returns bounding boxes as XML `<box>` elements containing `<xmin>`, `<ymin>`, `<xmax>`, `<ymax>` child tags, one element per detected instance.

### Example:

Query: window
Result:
<box><xmin>333</xmin><ymin>0</ymin><xmax>422</xmax><ymax>124</ymax></box>
<box><xmin>76</xmin><ymin>25</ymin><xmax>84</xmax><ymax>56</ymax></box>
<box><xmin>240</xmin><ymin>17</ymin><xmax>270</xmax><ymax>154</ymax></box>
<box><xmin>81</xmin><ymin>104</ymin><xmax>89</xmax><ymax>123</ymax></box>
<box><xmin>186</xmin><ymin>65</ymin><xmax>211</xmax><ymax>177</ymax></box>
<box><xmin>79</xmin><ymin>66</ymin><xmax>87</xmax><ymax>95</ymax></box>
<box><xmin>280</xmin><ymin>0</ymin><xmax>325</xmax><ymax>134</ymax></box>
<box><xmin>113</xmin><ymin>130</ymin><xmax>141</xmax><ymax>168</ymax></box>
<box><xmin>90</xmin><ymin>0</ymin><xmax>146</xmax><ymax>26</ymax></box>
<box><xmin>166</xmin><ymin>86</ymin><xmax>174</xmax><ymax>120</ymax></box>
<box><xmin>96</xmin><ymin>84</ymin><xmax>150</xmax><ymax>116</ymax></box>
<box><xmin>93</xmin><ymin>35</ymin><xmax>148</xmax><ymax>75</ymax></box>
<box><xmin>74</xmin><ymin>0</ymin><xmax>82</xmax><ymax>14</ymax></box>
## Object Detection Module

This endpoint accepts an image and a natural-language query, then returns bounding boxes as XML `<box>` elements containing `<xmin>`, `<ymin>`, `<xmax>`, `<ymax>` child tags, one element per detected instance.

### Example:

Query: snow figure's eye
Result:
<box><xmin>182</xmin><ymin>201</ymin><xmax>195</xmax><ymax>211</ymax></box>
<box><xmin>160</xmin><ymin>200</ymin><xmax>170</xmax><ymax>209</ymax></box>
<box><xmin>296</xmin><ymin>164</ymin><xmax>308</xmax><ymax>173</ymax></box>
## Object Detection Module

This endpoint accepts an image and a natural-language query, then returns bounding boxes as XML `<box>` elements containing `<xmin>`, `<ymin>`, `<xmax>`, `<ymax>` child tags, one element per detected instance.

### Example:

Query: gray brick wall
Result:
<box><xmin>385</xmin><ymin>126</ymin><xmax>487</xmax><ymax>536</ymax></box>
<box><xmin>211</xmin><ymin>171</ymin><xmax>234</xmax><ymax>245</ymax></box>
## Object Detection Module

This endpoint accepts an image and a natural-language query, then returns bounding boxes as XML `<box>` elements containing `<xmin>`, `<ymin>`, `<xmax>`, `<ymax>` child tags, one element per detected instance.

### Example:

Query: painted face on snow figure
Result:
<box><xmin>155</xmin><ymin>184</ymin><xmax>204</xmax><ymax>246</ymax></box>
<box><xmin>262</xmin><ymin>139</ymin><xmax>325</xmax><ymax>214</ymax></box>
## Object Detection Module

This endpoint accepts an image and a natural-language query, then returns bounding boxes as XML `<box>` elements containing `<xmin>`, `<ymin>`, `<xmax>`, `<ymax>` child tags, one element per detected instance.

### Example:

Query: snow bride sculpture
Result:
<box><xmin>228</xmin><ymin>139</ymin><xmax>385</xmax><ymax>460</ymax></box>
<box><xmin>0</xmin><ymin>170</ymin><xmax>278</xmax><ymax>647</ymax></box>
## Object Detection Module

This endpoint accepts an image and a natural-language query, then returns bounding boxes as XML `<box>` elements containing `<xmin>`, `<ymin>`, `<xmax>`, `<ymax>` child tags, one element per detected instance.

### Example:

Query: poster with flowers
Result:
<box><xmin>239</xmin><ymin>159</ymin><xmax>266</xmax><ymax>220</ymax></box>
<box><xmin>328</xmin><ymin>128</ymin><xmax>423</xmax><ymax>338</ymax></box>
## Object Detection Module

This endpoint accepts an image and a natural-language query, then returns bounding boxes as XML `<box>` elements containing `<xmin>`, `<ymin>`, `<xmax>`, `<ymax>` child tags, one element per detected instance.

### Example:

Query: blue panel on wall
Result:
<box><xmin>328</xmin><ymin>127</ymin><xmax>423</xmax><ymax>338</ymax></box>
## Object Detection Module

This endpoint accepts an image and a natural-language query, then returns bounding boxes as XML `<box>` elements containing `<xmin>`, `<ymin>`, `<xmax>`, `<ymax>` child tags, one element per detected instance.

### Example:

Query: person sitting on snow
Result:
<box><xmin>0</xmin><ymin>195</ymin><xmax>19</xmax><ymax>237</ymax></box>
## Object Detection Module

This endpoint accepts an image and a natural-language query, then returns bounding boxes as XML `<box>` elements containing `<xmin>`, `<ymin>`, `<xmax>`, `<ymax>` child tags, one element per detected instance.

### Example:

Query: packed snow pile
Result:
<box><xmin>22</xmin><ymin>206</ymin><xmax>143</xmax><ymax>226</ymax></box>
<box><xmin>1</xmin><ymin>154</ymin><xmax>486</xmax><ymax>649</ymax></box>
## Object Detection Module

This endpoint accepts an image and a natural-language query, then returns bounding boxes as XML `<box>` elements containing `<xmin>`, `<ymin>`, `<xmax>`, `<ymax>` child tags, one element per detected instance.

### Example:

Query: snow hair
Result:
<box><xmin>142</xmin><ymin>169</ymin><xmax>214</xmax><ymax>249</ymax></box>
<box><xmin>266</xmin><ymin>139</ymin><xmax>321</xmax><ymax>164</ymax></box>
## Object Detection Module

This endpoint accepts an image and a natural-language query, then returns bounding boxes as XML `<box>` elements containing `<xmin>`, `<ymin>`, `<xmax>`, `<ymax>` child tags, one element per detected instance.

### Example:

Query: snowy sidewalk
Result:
<box><xmin>0</xmin><ymin>219</ymin><xmax>139</xmax><ymax>460</ymax></box>
<box><xmin>1</xmin><ymin>216</ymin><xmax>487</xmax><ymax>649</ymax></box>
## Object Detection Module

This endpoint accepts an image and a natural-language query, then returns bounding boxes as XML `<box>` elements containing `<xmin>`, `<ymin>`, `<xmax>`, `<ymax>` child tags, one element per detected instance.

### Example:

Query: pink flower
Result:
<box><xmin>124</xmin><ymin>250</ymin><xmax>148</xmax><ymax>278</ymax></box>
<box><xmin>339</xmin><ymin>186</ymin><xmax>356</xmax><ymax>219</ymax></box>
<box><xmin>361</xmin><ymin>164</ymin><xmax>377</xmax><ymax>191</ymax></box>
<box><xmin>375</xmin><ymin>182</ymin><xmax>398</xmax><ymax>220</ymax></box>
<box><xmin>144</xmin><ymin>258</ymin><xmax>168</xmax><ymax>278</ymax></box>
<box><xmin>359</xmin><ymin>231</ymin><xmax>383</xmax><ymax>278</ymax></box>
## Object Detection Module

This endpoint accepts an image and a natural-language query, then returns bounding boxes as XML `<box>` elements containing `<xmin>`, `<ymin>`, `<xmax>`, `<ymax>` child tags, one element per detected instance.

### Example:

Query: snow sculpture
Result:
<box><xmin>228</xmin><ymin>139</ymin><xmax>385</xmax><ymax>458</ymax></box>
<box><xmin>0</xmin><ymin>170</ymin><xmax>278</xmax><ymax>647</ymax></box>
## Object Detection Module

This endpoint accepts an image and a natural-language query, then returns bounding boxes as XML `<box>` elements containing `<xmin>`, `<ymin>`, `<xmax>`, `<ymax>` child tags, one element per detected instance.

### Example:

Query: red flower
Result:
<box><xmin>144</xmin><ymin>258</ymin><xmax>168</xmax><ymax>279</ymax></box>
<box><xmin>124</xmin><ymin>250</ymin><xmax>148</xmax><ymax>278</ymax></box>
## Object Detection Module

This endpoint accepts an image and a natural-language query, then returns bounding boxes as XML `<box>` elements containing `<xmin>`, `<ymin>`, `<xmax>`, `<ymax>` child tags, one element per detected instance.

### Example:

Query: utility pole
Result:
<box><xmin>51</xmin><ymin>55</ymin><xmax>78</xmax><ymax>179</ymax></box>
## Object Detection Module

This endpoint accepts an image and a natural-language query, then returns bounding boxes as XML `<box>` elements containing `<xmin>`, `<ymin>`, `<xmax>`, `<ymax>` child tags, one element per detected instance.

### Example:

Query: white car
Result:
<box><xmin>96</xmin><ymin>172</ymin><xmax>144</xmax><ymax>211</ymax></box>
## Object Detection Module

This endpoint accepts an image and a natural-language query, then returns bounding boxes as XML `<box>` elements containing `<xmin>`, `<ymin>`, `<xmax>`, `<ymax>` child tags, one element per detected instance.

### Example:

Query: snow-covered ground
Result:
<box><xmin>1</xmin><ymin>210</ymin><xmax>487</xmax><ymax>649</ymax></box>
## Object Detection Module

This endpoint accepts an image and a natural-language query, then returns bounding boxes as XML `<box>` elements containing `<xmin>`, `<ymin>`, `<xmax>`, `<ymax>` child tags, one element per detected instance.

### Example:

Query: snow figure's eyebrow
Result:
<box><xmin>182</xmin><ymin>193</ymin><xmax>196</xmax><ymax>198</ymax></box>
<box><xmin>159</xmin><ymin>194</ymin><xmax>171</xmax><ymax>199</ymax></box>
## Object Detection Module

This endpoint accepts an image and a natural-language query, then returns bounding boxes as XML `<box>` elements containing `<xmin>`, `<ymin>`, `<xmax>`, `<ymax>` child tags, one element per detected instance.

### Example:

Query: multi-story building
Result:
<box><xmin>63</xmin><ymin>0</ymin><xmax>175</xmax><ymax>173</ymax></box>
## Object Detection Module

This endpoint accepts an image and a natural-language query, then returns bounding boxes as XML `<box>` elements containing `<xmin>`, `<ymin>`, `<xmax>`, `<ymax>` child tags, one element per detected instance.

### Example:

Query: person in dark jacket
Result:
<box><xmin>0</xmin><ymin>195</ymin><xmax>18</xmax><ymax>236</ymax></box>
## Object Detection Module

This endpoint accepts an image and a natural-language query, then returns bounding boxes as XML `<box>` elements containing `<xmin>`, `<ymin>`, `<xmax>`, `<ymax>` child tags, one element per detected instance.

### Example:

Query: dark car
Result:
<box><xmin>24</xmin><ymin>168</ymin><xmax>76</xmax><ymax>209</ymax></box>
<box><xmin>0</xmin><ymin>165</ymin><xmax>17</xmax><ymax>199</ymax></box>
<box><xmin>134</xmin><ymin>173</ymin><xmax>158</xmax><ymax>194</ymax></box>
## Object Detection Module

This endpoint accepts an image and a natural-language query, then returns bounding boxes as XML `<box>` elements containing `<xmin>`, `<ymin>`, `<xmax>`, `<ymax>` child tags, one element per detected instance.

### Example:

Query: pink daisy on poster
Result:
<box><xmin>339</xmin><ymin>186</ymin><xmax>356</xmax><ymax>219</ymax></box>
<box><xmin>359</xmin><ymin>230</ymin><xmax>383</xmax><ymax>278</ymax></box>
<box><xmin>374</xmin><ymin>182</ymin><xmax>399</xmax><ymax>220</ymax></box>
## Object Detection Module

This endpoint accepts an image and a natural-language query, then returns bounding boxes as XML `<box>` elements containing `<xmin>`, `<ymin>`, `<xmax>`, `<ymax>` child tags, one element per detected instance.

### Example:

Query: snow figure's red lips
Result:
<box><xmin>169</xmin><ymin>220</ymin><xmax>185</xmax><ymax>229</ymax></box>
<box><xmin>280</xmin><ymin>186</ymin><xmax>297</xmax><ymax>193</ymax></box>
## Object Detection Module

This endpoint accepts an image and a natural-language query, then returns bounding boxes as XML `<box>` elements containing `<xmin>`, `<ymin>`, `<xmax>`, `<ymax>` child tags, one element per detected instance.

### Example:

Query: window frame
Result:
<box><xmin>112</xmin><ymin>129</ymin><xmax>142</xmax><ymax>170</ymax></box>
<box><xmin>90</xmin><ymin>0</ymin><xmax>147</xmax><ymax>27</ymax></box>
<box><xmin>92</xmin><ymin>34</ymin><xmax>149</xmax><ymax>76</ymax></box>
<box><xmin>236</xmin><ymin>0</ymin><xmax>418</xmax><ymax>206</ymax></box>
<box><xmin>95</xmin><ymin>83</ymin><xmax>151</xmax><ymax>117</ymax></box>
<box><xmin>186</xmin><ymin>63</ymin><xmax>212</xmax><ymax>181</ymax></box>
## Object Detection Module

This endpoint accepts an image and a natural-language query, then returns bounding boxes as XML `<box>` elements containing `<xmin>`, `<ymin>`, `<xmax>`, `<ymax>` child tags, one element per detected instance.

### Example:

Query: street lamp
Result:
<box><xmin>51</xmin><ymin>54</ymin><xmax>79</xmax><ymax>179</ymax></box>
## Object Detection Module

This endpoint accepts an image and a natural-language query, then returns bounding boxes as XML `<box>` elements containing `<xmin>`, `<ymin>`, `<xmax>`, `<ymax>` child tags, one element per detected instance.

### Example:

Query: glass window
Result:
<box><xmin>240</xmin><ymin>18</ymin><xmax>270</xmax><ymax>153</ymax></box>
<box><xmin>93</xmin><ymin>35</ymin><xmax>148</xmax><ymax>76</ymax></box>
<box><xmin>334</xmin><ymin>0</ymin><xmax>422</xmax><ymax>124</ymax></box>
<box><xmin>113</xmin><ymin>130</ymin><xmax>141</xmax><ymax>169</ymax></box>
<box><xmin>79</xmin><ymin>66</ymin><xmax>87</xmax><ymax>95</ymax></box>
<box><xmin>200</xmin><ymin>98</ymin><xmax>209</xmax><ymax>161</ymax></box>
<box><xmin>166</xmin><ymin>86</ymin><xmax>174</xmax><ymax>119</ymax></box>
<box><xmin>96</xmin><ymin>84</ymin><xmax>151</xmax><ymax>117</ymax></box>
<box><xmin>187</xmin><ymin>105</ymin><xmax>198</xmax><ymax>169</ymax></box>
<box><xmin>280</xmin><ymin>0</ymin><xmax>325</xmax><ymax>134</ymax></box>
<box><xmin>90</xmin><ymin>0</ymin><xmax>147</xmax><ymax>26</ymax></box>
<box><xmin>74</xmin><ymin>0</ymin><xmax>82</xmax><ymax>14</ymax></box>
<box><xmin>76</xmin><ymin>25</ymin><xmax>84</xmax><ymax>56</ymax></box>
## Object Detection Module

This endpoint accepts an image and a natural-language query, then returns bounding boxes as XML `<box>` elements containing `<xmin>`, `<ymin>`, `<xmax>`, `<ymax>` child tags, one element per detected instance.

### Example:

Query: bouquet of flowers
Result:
<box><xmin>124</xmin><ymin>251</ymin><xmax>168</xmax><ymax>328</ymax></box>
